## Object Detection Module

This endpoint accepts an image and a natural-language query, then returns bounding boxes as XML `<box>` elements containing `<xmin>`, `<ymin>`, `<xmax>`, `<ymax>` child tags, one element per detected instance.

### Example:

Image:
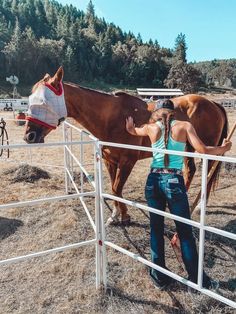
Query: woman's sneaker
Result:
<box><xmin>150</xmin><ymin>273</ymin><xmax>175</xmax><ymax>291</ymax></box>
<box><xmin>188</xmin><ymin>277</ymin><xmax>219</xmax><ymax>293</ymax></box>
<box><xmin>204</xmin><ymin>279</ymin><xmax>219</xmax><ymax>291</ymax></box>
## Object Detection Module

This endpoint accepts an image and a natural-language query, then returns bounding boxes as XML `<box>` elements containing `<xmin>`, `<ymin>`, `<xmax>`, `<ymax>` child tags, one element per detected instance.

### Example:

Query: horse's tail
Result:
<box><xmin>213</xmin><ymin>101</ymin><xmax>228</xmax><ymax>144</ymax></box>
<box><xmin>210</xmin><ymin>102</ymin><xmax>228</xmax><ymax>191</ymax></box>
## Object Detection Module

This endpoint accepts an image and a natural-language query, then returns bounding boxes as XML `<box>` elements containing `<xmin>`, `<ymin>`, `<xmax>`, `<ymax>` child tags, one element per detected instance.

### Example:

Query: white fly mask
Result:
<box><xmin>27</xmin><ymin>82</ymin><xmax>67</xmax><ymax>129</ymax></box>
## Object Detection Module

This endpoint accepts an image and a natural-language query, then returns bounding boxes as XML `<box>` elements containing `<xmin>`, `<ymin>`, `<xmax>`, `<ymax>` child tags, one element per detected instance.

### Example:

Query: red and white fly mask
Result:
<box><xmin>24</xmin><ymin>69</ymin><xmax>67</xmax><ymax>143</ymax></box>
<box><xmin>27</xmin><ymin>82</ymin><xmax>67</xmax><ymax>129</ymax></box>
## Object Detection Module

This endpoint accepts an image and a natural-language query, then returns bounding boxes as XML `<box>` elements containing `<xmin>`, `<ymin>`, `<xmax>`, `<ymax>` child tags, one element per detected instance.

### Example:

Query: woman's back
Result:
<box><xmin>151</xmin><ymin>120</ymin><xmax>186</xmax><ymax>170</ymax></box>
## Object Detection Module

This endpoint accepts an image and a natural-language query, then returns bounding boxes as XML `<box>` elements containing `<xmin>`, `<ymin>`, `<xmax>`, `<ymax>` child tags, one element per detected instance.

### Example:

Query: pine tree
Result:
<box><xmin>2</xmin><ymin>18</ymin><xmax>22</xmax><ymax>76</ymax></box>
<box><xmin>165</xmin><ymin>33</ymin><xmax>202</xmax><ymax>92</ymax></box>
<box><xmin>174</xmin><ymin>32</ymin><xmax>187</xmax><ymax>63</ymax></box>
<box><xmin>86</xmin><ymin>0</ymin><xmax>95</xmax><ymax>18</ymax></box>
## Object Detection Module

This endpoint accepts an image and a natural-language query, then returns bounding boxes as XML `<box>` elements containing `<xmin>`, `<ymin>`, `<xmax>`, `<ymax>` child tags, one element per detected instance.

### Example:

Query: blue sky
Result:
<box><xmin>59</xmin><ymin>0</ymin><xmax>236</xmax><ymax>62</ymax></box>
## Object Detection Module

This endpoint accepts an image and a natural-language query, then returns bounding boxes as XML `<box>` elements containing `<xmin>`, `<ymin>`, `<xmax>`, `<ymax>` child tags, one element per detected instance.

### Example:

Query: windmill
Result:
<box><xmin>6</xmin><ymin>75</ymin><xmax>19</xmax><ymax>99</ymax></box>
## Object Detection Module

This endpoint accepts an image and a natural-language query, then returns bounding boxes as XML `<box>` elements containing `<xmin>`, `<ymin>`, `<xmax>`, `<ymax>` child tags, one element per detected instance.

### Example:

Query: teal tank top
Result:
<box><xmin>151</xmin><ymin>120</ymin><xmax>186</xmax><ymax>170</ymax></box>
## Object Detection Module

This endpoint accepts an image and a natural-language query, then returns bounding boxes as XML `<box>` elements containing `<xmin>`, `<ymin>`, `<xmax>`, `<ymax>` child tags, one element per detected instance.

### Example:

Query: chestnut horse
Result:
<box><xmin>23</xmin><ymin>67</ymin><xmax>228</xmax><ymax>224</ymax></box>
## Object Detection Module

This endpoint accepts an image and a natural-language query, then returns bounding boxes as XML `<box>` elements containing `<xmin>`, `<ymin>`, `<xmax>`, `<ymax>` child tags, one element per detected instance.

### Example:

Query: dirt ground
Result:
<box><xmin>0</xmin><ymin>108</ymin><xmax>235</xmax><ymax>314</ymax></box>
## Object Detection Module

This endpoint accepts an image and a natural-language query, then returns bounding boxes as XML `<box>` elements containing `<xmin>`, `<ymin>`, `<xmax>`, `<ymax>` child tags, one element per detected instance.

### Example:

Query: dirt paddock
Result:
<box><xmin>0</xmin><ymin>110</ymin><xmax>235</xmax><ymax>314</ymax></box>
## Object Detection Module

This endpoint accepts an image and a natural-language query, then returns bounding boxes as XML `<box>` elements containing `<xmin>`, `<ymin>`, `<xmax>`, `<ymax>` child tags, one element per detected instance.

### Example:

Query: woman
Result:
<box><xmin>126</xmin><ymin>99</ymin><xmax>231</xmax><ymax>290</ymax></box>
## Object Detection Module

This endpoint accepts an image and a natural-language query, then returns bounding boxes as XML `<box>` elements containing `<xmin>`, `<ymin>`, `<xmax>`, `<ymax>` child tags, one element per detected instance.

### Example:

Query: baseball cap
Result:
<box><xmin>155</xmin><ymin>99</ymin><xmax>174</xmax><ymax>111</ymax></box>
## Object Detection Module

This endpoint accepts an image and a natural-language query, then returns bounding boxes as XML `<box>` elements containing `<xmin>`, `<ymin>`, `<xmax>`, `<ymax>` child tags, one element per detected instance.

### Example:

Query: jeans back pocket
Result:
<box><xmin>166</xmin><ymin>182</ymin><xmax>185</xmax><ymax>200</ymax></box>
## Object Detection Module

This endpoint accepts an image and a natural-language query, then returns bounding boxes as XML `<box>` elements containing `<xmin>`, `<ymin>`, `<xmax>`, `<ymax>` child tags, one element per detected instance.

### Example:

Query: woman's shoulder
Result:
<box><xmin>148</xmin><ymin>121</ymin><xmax>162</xmax><ymax>130</ymax></box>
<box><xmin>173</xmin><ymin>120</ymin><xmax>191</xmax><ymax>128</ymax></box>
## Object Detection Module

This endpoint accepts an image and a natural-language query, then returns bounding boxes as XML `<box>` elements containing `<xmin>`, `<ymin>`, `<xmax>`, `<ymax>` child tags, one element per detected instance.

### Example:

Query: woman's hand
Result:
<box><xmin>222</xmin><ymin>139</ymin><xmax>232</xmax><ymax>152</ymax></box>
<box><xmin>126</xmin><ymin>116</ymin><xmax>150</xmax><ymax>137</ymax></box>
<box><xmin>126</xmin><ymin>116</ymin><xmax>135</xmax><ymax>133</ymax></box>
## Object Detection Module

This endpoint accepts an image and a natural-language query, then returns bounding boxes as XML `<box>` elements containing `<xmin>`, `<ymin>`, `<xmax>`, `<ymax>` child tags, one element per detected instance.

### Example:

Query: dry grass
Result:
<box><xmin>0</xmin><ymin>110</ymin><xmax>235</xmax><ymax>313</ymax></box>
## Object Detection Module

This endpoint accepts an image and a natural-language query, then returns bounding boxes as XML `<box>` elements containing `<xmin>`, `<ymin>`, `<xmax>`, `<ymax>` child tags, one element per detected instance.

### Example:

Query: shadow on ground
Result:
<box><xmin>0</xmin><ymin>216</ymin><xmax>23</xmax><ymax>240</ymax></box>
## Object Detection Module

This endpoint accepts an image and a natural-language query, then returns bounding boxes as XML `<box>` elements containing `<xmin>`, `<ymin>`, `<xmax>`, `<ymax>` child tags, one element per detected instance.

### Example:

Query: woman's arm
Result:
<box><xmin>186</xmin><ymin>122</ymin><xmax>232</xmax><ymax>155</ymax></box>
<box><xmin>126</xmin><ymin>116</ymin><xmax>149</xmax><ymax>136</ymax></box>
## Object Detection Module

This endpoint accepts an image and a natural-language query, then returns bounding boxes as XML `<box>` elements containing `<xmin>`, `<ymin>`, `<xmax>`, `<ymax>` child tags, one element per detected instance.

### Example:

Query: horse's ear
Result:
<box><xmin>54</xmin><ymin>66</ymin><xmax>64</xmax><ymax>82</ymax></box>
<box><xmin>43</xmin><ymin>73</ymin><xmax>51</xmax><ymax>81</ymax></box>
<box><xmin>147</xmin><ymin>101</ymin><xmax>156</xmax><ymax>112</ymax></box>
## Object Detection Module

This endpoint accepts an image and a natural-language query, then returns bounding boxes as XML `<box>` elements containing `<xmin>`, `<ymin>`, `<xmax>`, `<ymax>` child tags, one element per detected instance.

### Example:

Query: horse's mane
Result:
<box><xmin>65</xmin><ymin>82</ymin><xmax>112</xmax><ymax>97</ymax></box>
<box><xmin>114</xmin><ymin>91</ymin><xmax>145</xmax><ymax>103</ymax></box>
<box><xmin>32</xmin><ymin>75</ymin><xmax>143</xmax><ymax>98</ymax></box>
<box><xmin>32</xmin><ymin>79</ymin><xmax>145</xmax><ymax>108</ymax></box>
<box><xmin>65</xmin><ymin>83</ymin><xmax>143</xmax><ymax>103</ymax></box>
<box><xmin>114</xmin><ymin>91</ymin><xmax>128</xmax><ymax>97</ymax></box>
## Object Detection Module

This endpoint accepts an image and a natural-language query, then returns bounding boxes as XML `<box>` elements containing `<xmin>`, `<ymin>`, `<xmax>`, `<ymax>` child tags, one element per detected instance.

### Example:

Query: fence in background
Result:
<box><xmin>218</xmin><ymin>99</ymin><xmax>236</xmax><ymax>109</ymax></box>
<box><xmin>136</xmin><ymin>88</ymin><xmax>184</xmax><ymax>100</ymax></box>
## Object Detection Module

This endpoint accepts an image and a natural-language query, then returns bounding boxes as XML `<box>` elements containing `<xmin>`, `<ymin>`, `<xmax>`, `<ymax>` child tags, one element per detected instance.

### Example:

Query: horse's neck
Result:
<box><xmin>64</xmin><ymin>83</ymin><xmax>108</xmax><ymax>139</ymax></box>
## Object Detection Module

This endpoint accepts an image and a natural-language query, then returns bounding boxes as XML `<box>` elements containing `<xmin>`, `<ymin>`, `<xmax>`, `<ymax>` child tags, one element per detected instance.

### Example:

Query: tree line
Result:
<box><xmin>0</xmin><ymin>0</ymin><xmax>235</xmax><ymax>93</ymax></box>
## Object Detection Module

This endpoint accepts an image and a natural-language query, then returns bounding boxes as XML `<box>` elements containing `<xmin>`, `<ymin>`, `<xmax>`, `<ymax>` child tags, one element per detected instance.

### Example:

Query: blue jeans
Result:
<box><xmin>145</xmin><ymin>172</ymin><xmax>210</xmax><ymax>286</ymax></box>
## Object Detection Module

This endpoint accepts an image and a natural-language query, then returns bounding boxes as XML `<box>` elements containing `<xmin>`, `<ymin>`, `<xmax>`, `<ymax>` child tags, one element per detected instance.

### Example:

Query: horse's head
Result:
<box><xmin>23</xmin><ymin>66</ymin><xmax>67</xmax><ymax>144</ymax></box>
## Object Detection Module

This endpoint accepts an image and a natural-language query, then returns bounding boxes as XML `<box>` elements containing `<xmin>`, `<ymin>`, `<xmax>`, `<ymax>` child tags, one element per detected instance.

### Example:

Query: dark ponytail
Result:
<box><xmin>149</xmin><ymin>99</ymin><xmax>175</xmax><ymax>166</ymax></box>
<box><xmin>162</xmin><ymin>111</ymin><xmax>175</xmax><ymax>167</ymax></box>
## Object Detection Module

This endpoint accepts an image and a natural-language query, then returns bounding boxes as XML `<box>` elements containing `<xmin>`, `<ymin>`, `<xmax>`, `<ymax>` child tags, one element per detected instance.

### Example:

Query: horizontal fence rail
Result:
<box><xmin>99</xmin><ymin>140</ymin><xmax>236</xmax><ymax>163</ymax></box>
<box><xmin>0</xmin><ymin>239</ymin><xmax>96</xmax><ymax>267</ymax></box>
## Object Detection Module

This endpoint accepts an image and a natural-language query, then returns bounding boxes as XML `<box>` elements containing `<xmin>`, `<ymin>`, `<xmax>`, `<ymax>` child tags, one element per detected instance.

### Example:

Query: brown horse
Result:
<box><xmin>23</xmin><ymin>67</ymin><xmax>228</xmax><ymax>224</ymax></box>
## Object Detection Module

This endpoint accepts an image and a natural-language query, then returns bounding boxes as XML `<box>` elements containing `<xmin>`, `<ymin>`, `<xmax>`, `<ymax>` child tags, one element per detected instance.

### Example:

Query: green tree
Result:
<box><xmin>64</xmin><ymin>45</ymin><xmax>78</xmax><ymax>80</ymax></box>
<box><xmin>174</xmin><ymin>32</ymin><xmax>187</xmax><ymax>63</ymax></box>
<box><xmin>210</xmin><ymin>62</ymin><xmax>234</xmax><ymax>87</ymax></box>
<box><xmin>165</xmin><ymin>34</ymin><xmax>202</xmax><ymax>92</ymax></box>
<box><xmin>165</xmin><ymin>60</ymin><xmax>202</xmax><ymax>93</ymax></box>
<box><xmin>86</xmin><ymin>0</ymin><xmax>95</xmax><ymax>24</ymax></box>
<box><xmin>2</xmin><ymin>18</ymin><xmax>22</xmax><ymax>76</ymax></box>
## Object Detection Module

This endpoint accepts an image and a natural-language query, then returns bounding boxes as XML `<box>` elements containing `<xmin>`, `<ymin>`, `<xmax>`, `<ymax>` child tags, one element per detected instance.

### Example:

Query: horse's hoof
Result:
<box><xmin>121</xmin><ymin>215</ymin><xmax>131</xmax><ymax>225</ymax></box>
<box><xmin>105</xmin><ymin>216</ymin><xmax>119</xmax><ymax>226</ymax></box>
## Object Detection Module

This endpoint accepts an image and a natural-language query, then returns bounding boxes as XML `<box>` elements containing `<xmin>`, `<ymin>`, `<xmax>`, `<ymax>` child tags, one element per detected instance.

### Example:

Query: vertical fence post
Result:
<box><xmin>67</xmin><ymin>124</ymin><xmax>72</xmax><ymax>194</ymax></box>
<box><xmin>70</xmin><ymin>125</ymin><xmax>74</xmax><ymax>184</ymax></box>
<box><xmin>80</xmin><ymin>132</ymin><xmax>84</xmax><ymax>197</ymax></box>
<box><xmin>97</xmin><ymin>141</ymin><xmax>107</xmax><ymax>289</ymax></box>
<box><xmin>94</xmin><ymin>140</ymin><xmax>107</xmax><ymax>289</ymax></box>
<box><xmin>197</xmin><ymin>157</ymin><xmax>208</xmax><ymax>288</ymax></box>
<box><xmin>63</xmin><ymin>122</ymin><xmax>69</xmax><ymax>194</ymax></box>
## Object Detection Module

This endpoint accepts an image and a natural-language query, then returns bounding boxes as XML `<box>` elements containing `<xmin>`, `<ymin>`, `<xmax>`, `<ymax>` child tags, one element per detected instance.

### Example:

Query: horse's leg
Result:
<box><xmin>106</xmin><ymin>160</ymin><xmax>136</xmax><ymax>225</ymax></box>
<box><xmin>184</xmin><ymin>144</ymin><xmax>196</xmax><ymax>191</ymax></box>
<box><xmin>104</xmin><ymin>160</ymin><xmax>120</xmax><ymax>222</ymax></box>
<box><xmin>112</xmin><ymin>160</ymin><xmax>136</xmax><ymax>223</ymax></box>
<box><xmin>184</xmin><ymin>157</ymin><xmax>196</xmax><ymax>191</ymax></box>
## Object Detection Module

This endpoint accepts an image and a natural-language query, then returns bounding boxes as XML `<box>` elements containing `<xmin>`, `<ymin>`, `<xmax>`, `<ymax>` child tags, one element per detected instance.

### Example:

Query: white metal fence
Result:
<box><xmin>136</xmin><ymin>88</ymin><xmax>184</xmax><ymax>99</ymax></box>
<box><xmin>0</xmin><ymin>120</ymin><xmax>235</xmax><ymax>309</ymax></box>
<box><xmin>95</xmin><ymin>140</ymin><xmax>236</xmax><ymax>308</ymax></box>
<box><xmin>0</xmin><ymin>123</ymin><xmax>105</xmax><ymax>290</ymax></box>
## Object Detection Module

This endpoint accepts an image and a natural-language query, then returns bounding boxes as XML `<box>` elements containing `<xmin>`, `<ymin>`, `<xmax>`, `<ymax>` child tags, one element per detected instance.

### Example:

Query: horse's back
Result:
<box><xmin>173</xmin><ymin>94</ymin><xmax>227</xmax><ymax>146</ymax></box>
